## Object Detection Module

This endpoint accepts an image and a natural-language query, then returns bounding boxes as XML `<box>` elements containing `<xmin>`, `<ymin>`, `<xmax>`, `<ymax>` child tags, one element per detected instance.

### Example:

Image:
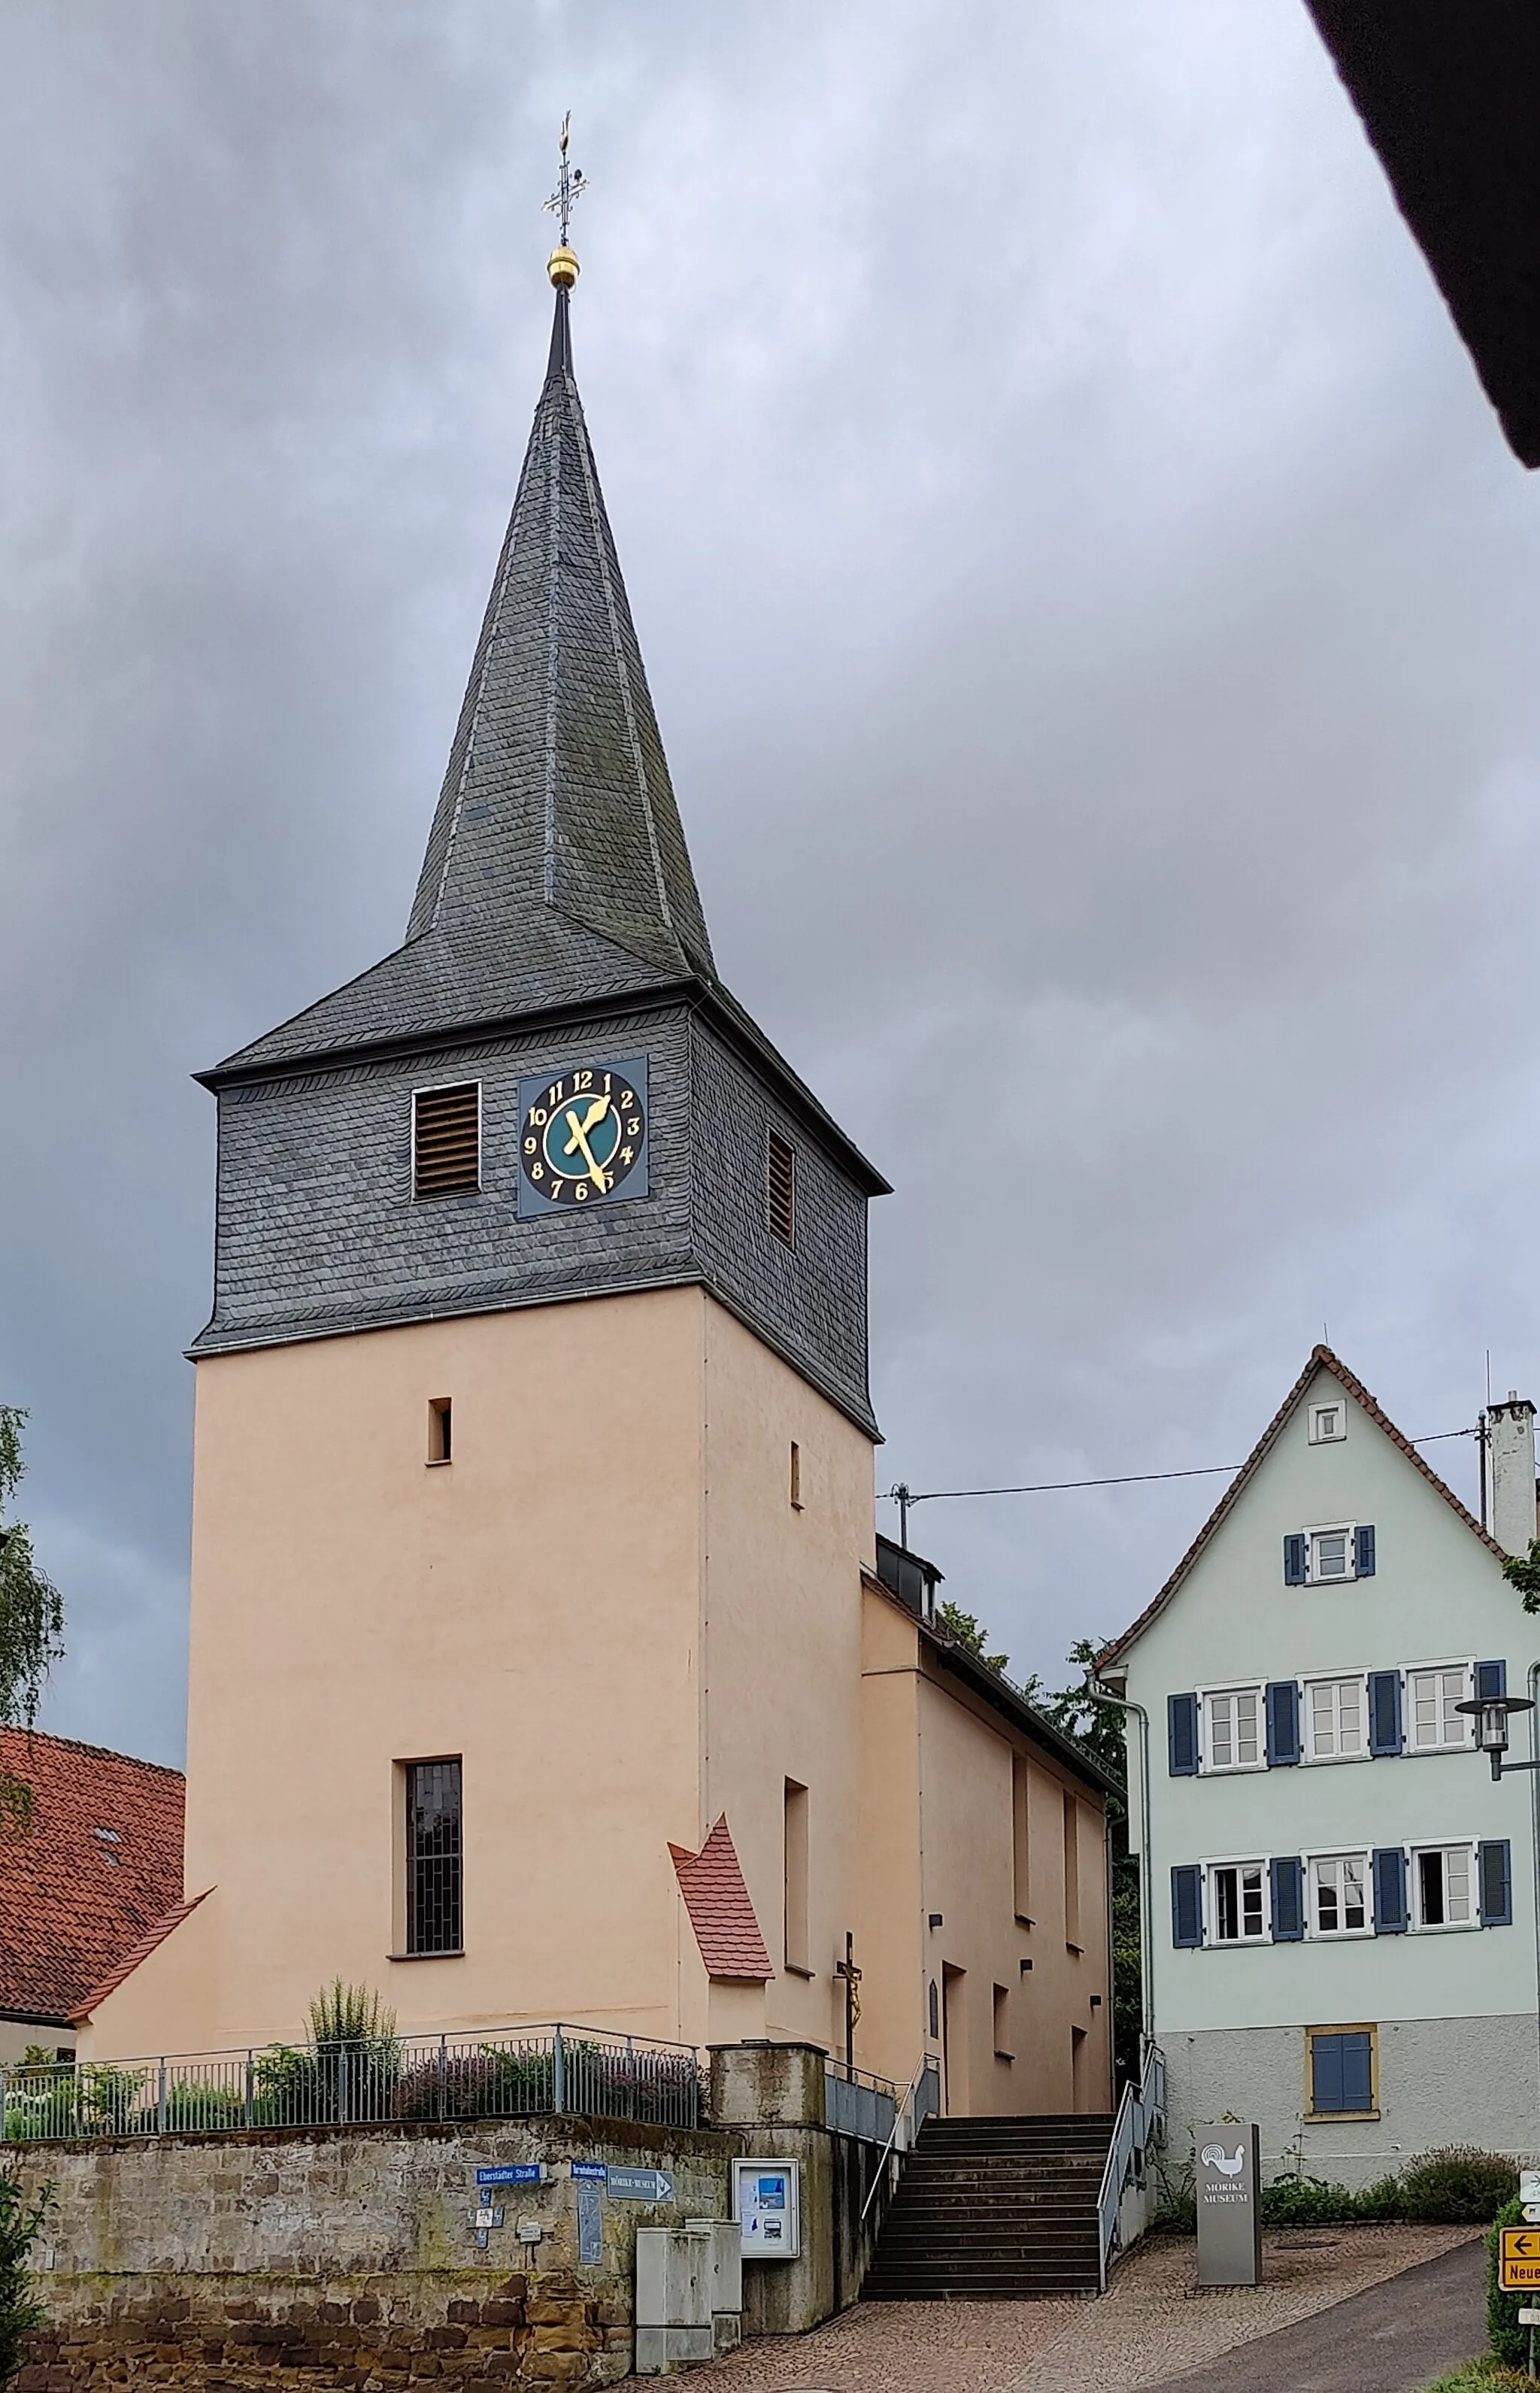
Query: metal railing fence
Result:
<box><xmin>0</xmin><ymin>2022</ymin><xmax>702</xmax><ymax>2146</ymax></box>
<box><xmin>823</xmin><ymin>2059</ymin><xmax>900</xmax><ymax>2147</ymax></box>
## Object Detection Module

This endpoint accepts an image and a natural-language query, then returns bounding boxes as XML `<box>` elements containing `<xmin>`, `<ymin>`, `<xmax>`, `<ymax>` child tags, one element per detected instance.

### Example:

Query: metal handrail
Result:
<box><xmin>859</xmin><ymin>2055</ymin><xmax>936</xmax><ymax>2224</ymax></box>
<box><xmin>1096</xmin><ymin>2040</ymin><xmax>1166</xmax><ymax>2291</ymax></box>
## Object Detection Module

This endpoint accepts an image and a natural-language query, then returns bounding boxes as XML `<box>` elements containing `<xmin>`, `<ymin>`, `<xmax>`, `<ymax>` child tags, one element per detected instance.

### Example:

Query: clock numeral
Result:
<box><xmin>626</xmin><ymin>1118</ymin><xmax>641</xmax><ymax>1137</ymax></box>
<box><xmin>620</xmin><ymin>1145</ymin><xmax>634</xmax><ymax>1166</ymax></box>
<box><xmin>523</xmin><ymin>1136</ymin><xmax>537</xmax><ymax>1155</ymax></box>
<box><xmin>551</xmin><ymin>1178</ymin><xmax>565</xmax><ymax>1200</ymax></box>
<box><xmin>547</xmin><ymin>1080</ymin><xmax>565</xmax><ymax>1105</ymax></box>
<box><xmin>620</xmin><ymin>1089</ymin><xmax>635</xmax><ymax>1109</ymax></box>
<box><xmin>574</xmin><ymin>1069</ymin><xmax>594</xmax><ymax>1093</ymax></box>
<box><xmin>529</xmin><ymin>1106</ymin><xmax>548</xmax><ymax>1127</ymax></box>
<box><xmin>574</xmin><ymin>1181</ymin><xmax>589</xmax><ymax>1201</ymax></box>
<box><xmin>602</xmin><ymin>1072</ymin><xmax>613</xmax><ymax>1094</ymax></box>
<box><xmin>530</xmin><ymin>1163</ymin><xmax>544</xmax><ymax>1181</ymax></box>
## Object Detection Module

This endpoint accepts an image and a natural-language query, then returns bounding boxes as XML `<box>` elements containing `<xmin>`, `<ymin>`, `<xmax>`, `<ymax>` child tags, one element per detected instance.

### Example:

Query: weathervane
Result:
<box><xmin>543</xmin><ymin>112</ymin><xmax>587</xmax><ymax>288</ymax></box>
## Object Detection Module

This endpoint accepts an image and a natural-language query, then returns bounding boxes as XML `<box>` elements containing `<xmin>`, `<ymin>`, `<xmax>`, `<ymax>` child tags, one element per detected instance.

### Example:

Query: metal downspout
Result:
<box><xmin>1529</xmin><ymin>1662</ymin><xmax>1540</xmax><ymax>2144</ymax></box>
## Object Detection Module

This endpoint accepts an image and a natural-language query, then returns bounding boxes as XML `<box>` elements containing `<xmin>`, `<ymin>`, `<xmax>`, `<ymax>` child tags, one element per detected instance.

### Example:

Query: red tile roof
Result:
<box><xmin>0</xmin><ymin>1729</ymin><xmax>183</xmax><ymax>2026</ymax></box>
<box><xmin>72</xmin><ymin>1888</ymin><xmax>208</xmax><ymax>2024</ymax></box>
<box><xmin>668</xmin><ymin>1815</ymin><xmax>773</xmax><ymax>1982</ymax></box>
<box><xmin>1097</xmin><ymin>1345</ymin><xmax>1501</xmax><ymax>1670</ymax></box>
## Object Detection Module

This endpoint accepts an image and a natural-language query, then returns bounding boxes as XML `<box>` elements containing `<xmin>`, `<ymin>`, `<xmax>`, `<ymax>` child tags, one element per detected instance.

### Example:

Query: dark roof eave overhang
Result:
<box><xmin>862</xmin><ymin>1572</ymin><xmax>1120</xmax><ymax>1800</ymax></box>
<box><xmin>196</xmin><ymin>975</ymin><xmax>891</xmax><ymax>1200</ymax></box>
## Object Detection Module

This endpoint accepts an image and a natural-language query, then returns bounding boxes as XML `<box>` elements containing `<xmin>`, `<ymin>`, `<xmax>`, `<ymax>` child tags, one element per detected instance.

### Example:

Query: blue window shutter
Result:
<box><xmin>1354</xmin><ymin>1524</ymin><xmax>1375</xmax><ymax>1576</ymax></box>
<box><xmin>1270</xmin><ymin>1855</ymin><xmax>1304</xmax><ymax>1940</ymax></box>
<box><xmin>1339</xmin><ymin>2032</ymin><xmax>1373</xmax><ymax>2110</ymax></box>
<box><xmin>1168</xmin><ymin>1692</ymin><xmax>1199</xmax><ymax>1776</ymax></box>
<box><xmin>1368</xmin><ymin>1671</ymin><xmax>1404</xmax><ymax>1758</ymax></box>
<box><xmin>1372</xmin><ymin>1846</ymin><xmax>1408</xmax><ymax>1934</ymax></box>
<box><xmin>1266</xmin><ymin>1681</ymin><xmax>1300</xmax><ymax>1767</ymax></box>
<box><xmin>1283</xmin><ymin>1533</ymin><xmax>1307</xmax><ymax>1585</ymax></box>
<box><xmin>1172</xmin><ymin>1864</ymin><xmax>1203</xmax><ymax>1949</ymax></box>
<box><xmin>1476</xmin><ymin>1659</ymin><xmax>1508</xmax><ymax>1702</ymax></box>
<box><xmin>1311</xmin><ymin>2034</ymin><xmax>1345</xmax><ymax>2114</ymax></box>
<box><xmin>1479</xmin><ymin>1840</ymin><xmax>1513</xmax><ymax>1927</ymax></box>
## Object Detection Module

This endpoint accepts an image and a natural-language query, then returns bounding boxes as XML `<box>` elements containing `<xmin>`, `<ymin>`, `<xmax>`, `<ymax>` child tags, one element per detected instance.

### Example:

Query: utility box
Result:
<box><xmin>685</xmin><ymin>2219</ymin><xmax>744</xmax><ymax>2352</ymax></box>
<box><xmin>634</xmin><ymin>2225</ymin><xmax>713</xmax><ymax>2374</ymax></box>
<box><xmin>732</xmin><ymin>2158</ymin><xmax>801</xmax><ymax>2260</ymax></box>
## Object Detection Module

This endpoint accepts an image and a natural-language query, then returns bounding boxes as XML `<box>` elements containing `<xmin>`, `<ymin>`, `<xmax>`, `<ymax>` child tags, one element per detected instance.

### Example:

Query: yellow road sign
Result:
<box><xmin>1500</xmin><ymin>2228</ymin><xmax>1540</xmax><ymax>2291</ymax></box>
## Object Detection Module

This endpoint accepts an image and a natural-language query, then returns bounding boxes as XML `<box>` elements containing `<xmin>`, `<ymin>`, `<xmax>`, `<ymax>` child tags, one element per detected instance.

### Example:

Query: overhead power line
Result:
<box><xmin>884</xmin><ymin>1426</ymin><xmax>1478</xmax><ymax>1539</ymax></box>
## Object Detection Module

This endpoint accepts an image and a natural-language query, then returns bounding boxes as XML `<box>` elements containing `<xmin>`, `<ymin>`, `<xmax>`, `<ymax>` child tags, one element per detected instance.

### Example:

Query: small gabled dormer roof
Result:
<box><xmin>1096</xmin><ymin>1344</ymin><xmax>1502</xmax><ymax>1673</ymax></box>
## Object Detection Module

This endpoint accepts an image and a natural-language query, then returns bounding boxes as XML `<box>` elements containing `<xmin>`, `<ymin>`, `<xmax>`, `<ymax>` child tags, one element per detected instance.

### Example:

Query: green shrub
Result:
<box><xmin>1487</xmin><ymin>2197</ymin><xmax>1529</xmax><ymax>2368</ymax></box>
<box><xmin>1259</xmin><ymin>2173</ymin><xmax>1357</xmax><ymax>2226</ymax></box>
<box><xmin>0</xmin><ymin>2173</ymin><xmax>51</xmax><ymax>2381</ymax></box>
<box><xmin>1354</xmin><ymin>2173</ymin><xmax>1405</xmax><ymax>2222</ymax></box>
<box><xmin>1402</xmin><ymin>2147</ymin><xmax>1516</xmax><ymax>2225</ymax></box>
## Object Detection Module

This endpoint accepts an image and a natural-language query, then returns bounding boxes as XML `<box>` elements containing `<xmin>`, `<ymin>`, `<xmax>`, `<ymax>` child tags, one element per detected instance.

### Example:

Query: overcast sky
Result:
<box><xmin>2</xmin><ymin>1</ymin><xmax>1537</xmax><ymax>1769</ymax></box>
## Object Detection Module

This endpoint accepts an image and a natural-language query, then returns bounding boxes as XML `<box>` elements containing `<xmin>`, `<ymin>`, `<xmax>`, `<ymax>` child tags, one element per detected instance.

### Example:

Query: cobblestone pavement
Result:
<box><xmin>628</xmin><ymin>2224</ymin><xmax>1481</xmax><ymax>2393</ymax></box>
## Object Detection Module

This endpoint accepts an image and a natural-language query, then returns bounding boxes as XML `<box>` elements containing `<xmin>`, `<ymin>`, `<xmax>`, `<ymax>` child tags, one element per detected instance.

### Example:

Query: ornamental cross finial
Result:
<box><xmin>542</xmin><ymin>112</ymin><xmax>588</xmax><ymax>250</ymax></box>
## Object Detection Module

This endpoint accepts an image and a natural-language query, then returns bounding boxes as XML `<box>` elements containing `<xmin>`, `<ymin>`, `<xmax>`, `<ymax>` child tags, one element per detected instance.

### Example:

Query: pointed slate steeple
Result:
<box><xmin>217</xmin><ymin>284</ymin><xmax>714</xmax><ymax>1076</ymax></box>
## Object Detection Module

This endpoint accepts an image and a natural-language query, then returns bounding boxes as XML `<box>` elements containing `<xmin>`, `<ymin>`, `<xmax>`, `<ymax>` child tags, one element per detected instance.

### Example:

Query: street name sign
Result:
<box><xmin>1499</xmin><ymin>2228</ymin><xmax>1540</xmax><ymax>2291</ymax></box>
<box><xmin>571</xmin><ymin>2161</ymin><xmax>608</xmax><ymax>2182</ymax></box>
<box><xmin>477</xmin><ymin>2164</ymin><xmax>543</xmax><ymax>2185</ymax></box>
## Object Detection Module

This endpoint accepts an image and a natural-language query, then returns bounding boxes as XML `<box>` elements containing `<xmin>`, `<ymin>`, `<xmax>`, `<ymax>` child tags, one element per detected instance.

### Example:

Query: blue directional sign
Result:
<box><xmin>570</xmin><ymin>2161</ymin><xmax>608</xmax><ymax>2181</ymax></box>
<box><xmin>477</xmin><ymin>2164</ymin><xmax>543</xmax><ymax>2185</ymax></box>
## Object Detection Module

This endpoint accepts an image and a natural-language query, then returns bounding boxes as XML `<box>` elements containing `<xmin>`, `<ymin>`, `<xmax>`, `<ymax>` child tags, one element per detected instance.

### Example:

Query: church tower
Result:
<box><xmin>81</xmin><ymin>239</ymin><xmax>890</xmax><ymax>2063</ymax></box>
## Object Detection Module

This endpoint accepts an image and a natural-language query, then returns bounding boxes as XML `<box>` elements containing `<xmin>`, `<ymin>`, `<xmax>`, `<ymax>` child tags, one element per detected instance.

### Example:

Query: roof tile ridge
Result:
<box><xmin>0</xmin><ymin>1726</ymin><xmax>184</xmax><ymax>1779</ymax></box>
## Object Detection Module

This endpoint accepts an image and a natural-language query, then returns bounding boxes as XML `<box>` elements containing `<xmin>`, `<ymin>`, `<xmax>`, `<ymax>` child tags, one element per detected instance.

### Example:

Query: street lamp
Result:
<box><xmin>1455</xmin><ymin>1691</ymin><xmax>1537</xmax><ymax>1780</ymax></box>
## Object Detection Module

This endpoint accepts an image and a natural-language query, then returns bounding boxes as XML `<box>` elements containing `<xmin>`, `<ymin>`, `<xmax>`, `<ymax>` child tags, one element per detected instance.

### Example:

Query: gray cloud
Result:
<box><xmin>2</xmin><ymin>0</ymin><xmax>1537</xmax><ymax>1764</ymax></box>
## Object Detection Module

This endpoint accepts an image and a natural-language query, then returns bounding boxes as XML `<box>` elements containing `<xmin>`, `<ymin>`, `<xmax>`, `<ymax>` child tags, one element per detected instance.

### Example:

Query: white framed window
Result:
<box><xmin>1412</xmin><ymin>1843</ymin><xmax>1477</xmax><ymax>1931</ymax></box>
<box><xmin>1307</xmin><ymin>1524</ymin><xmax>1355</xmax><ymax>1583</ymax></box>
<box><xmin>1205</xmin><ymin>1858</ymin><xmax>1269</xmax><ymax>1946</ymax></box>
<box><xmin>1309</xmin><ymin>1402</ymin><xmax>1347</xmax><ymax>1444</ymax></box>
<box><xmin>1200</xmin><ymin>1685</ymin><xmax>1264</xmax><ymax>1773</ymax></box>
<box><xmin>1406</xmin><ymin>1664</ymin><xmax>1474</xmax><ymax>1754</ymax></box>
<box><xmin>1304</xmin><ymin>1675</ymin><xmax>1367</xmax><ymax>1762</ymax></box>
<box><xmin>1307</xmin><ymin>1851</ymin><xmax>1371</xmax><ymax>1938</ymax></box>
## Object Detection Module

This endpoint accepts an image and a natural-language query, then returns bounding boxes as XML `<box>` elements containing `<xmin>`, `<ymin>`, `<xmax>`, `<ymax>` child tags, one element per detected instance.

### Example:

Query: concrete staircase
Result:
<box><xmin>862</xmin><ymin>2112</ymin><xmax>1116</xmax><ymax>2300</ymax></box>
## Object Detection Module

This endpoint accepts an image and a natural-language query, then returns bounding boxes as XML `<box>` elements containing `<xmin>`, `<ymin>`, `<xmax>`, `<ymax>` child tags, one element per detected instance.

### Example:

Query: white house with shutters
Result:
<box><xmin>1096</xmin><ymin>1345</ymin><xmax>1540</xmax><ymax>2188</ymax></box>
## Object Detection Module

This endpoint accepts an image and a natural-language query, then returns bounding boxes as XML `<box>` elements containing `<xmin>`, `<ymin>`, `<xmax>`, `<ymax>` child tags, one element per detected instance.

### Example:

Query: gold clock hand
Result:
<box><xmin>562</xmin><ymin>1097</ymin><xmax>611</xmax><ymax>1189</ymax></box>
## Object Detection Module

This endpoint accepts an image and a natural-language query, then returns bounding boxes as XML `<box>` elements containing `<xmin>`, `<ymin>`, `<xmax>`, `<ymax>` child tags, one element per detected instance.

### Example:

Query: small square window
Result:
<box><xmin>1206</xmin><ymin>1859</ymin><xmax>1269</xmax><ymax>1945</ymax></box>
<box><xmin>1308</xmin><ymin>2025</ymin><xmax>1376</xmax><ymax>2117</ymax></box>
<box><xmin>1304</xmin><ymin>1676</ymin><xmax>1366</xmax><ymax>1761</ymax></box>
<box><xmin>1308</xmin><ymin>1852</ymin><xmax>1370</xmax><ymax>1937</ymax></box>
<box><xmin>1309</xmin><ymin>1527</ymin><xmax>1353</xmax><ymax>1582</ymax></box>
<box><xmin>1407</xmin><ymin>1664</ymin><xmax>1472</xmax><ymax>1752</ymax></box>
<box><xmin>1200</xmin><ymin>1687</ymin><xmax>1264</xmax><ymax>1773</ymax></box>
<box><xmin>1413</xmin><ymin>1843</ymin><xmax>1477</xmax><ymax>1930</ymax></box>
<box><xmin>1309</xmin><ymin>1403</ymin><xmax>1347</xmax><ymax>1444</ymax></box>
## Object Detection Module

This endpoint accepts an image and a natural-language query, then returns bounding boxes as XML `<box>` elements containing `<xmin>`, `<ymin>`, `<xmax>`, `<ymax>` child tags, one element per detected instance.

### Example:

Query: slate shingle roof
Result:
<box><xmin>668</xmin><ymin>1815</ymin><xmax>773</xmax><ymax>1982</ymax></box>
<box><xmin>0</xmin><ymin>1730</ymin><xmax>184</xmax><ymax>2025</ymax></box>
<box><xmin>212</xmin><ymin>287</ymin><xmax>717</xmax><ymax>1082</ymax></box>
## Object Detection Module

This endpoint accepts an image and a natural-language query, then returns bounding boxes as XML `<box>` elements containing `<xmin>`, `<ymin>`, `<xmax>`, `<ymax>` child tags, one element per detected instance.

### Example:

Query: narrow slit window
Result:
<box><xmin>413</xmin><ymin>1083</ymin><xmax>480</xmax><ymax>1197</ymax></box>
<box><xmin>790</xmin><ymin>1442</ymin><xmax>802</xmax><ymax>1509</ymax></box>
<box><xmin>1063</xmin><ymin>1792</ymin><xmax>1081</xmax><ymax>1946</ymax></box>
<box><xmin>993</xmin><ymin>1983</ymin><xmax>1012</xmax><ymax>2059</ymax></box>
<box><xmin>427</xmin><ymin>1399</ymin><xmax>453</xmax><ymax>1465</ymax></box>
<box><xmin>784</xmin><ymin>1780</ymin><xmax>810</xmax><ymax>1972</ymax></box>
<box><xmin>405</xmin><ymin>1759</ymin><xmax>462</xmax><ymax>1955</ymax></box>
<box><xmin>767</xmin><ymin>1133</ymin><xmax>796</xmax><ymax>1246</ymax></box>
<box><xmin>1012</xmin><ymin>1753</ymin><xmax>1032</xmax><ymax>1921</ymax></box>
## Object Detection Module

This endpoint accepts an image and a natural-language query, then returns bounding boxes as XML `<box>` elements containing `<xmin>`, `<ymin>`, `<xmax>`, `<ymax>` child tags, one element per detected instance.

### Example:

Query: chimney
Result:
<box><xmin>1487</xmin><ymin>1392</ymin><xmax>1537</xmax><ymax>1557</ymax></box>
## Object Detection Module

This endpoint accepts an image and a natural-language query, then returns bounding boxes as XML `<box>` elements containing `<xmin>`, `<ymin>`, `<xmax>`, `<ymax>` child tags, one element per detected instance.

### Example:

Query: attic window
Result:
<box><xmin>767</xmin><ymin>1133</ymin><xmax>796</xmax><ymax>1247</ymax></box>
<box><xmin>1310</xmin><ymin>1403</ymin><xmax>1346</xmax><ymax>1445</ymax></box>
<box><xmin>413</xmin><ymin>1083</ymin><xmax>480</xmax><ymax>1198</ymax></box>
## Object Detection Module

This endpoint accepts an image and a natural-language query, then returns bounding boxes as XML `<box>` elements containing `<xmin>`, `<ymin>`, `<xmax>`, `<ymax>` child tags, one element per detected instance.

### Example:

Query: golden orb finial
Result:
<box><xmin>541</xmin><ymin>114</ymin><xmax>587</xmax><ymax>290</ymax></box>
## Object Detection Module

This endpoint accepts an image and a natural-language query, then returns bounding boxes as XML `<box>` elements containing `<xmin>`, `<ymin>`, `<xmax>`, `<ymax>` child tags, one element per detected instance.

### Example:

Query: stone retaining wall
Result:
<box><xmin>11</xmin><ymin>2115</ymin><xmax>735</xmax><ymax>2391</ymax></box>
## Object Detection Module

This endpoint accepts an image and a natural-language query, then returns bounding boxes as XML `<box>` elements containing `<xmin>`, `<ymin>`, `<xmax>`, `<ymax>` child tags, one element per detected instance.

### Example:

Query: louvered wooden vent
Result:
<box><xmin>414</xmin><ymin>1083</ymin><xmax>480</xmax><ymax>1196</ymax></box>
<box><xmin>767</xmin><ymin>1132</ymin><xmax>796</xmax><ymax>1246</ymax></box>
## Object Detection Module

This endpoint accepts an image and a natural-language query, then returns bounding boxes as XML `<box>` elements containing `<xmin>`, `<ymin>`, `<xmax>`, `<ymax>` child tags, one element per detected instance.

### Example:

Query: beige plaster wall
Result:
<box><xmin>697</xmin><ymin>1304</ymin><xmax>874</xmax><ymax>2058</ymax></box>
<box><xmin>856</xmin><ymin>1586</ymin><xmax>1112</xmax><ymax>2116</ymax></box>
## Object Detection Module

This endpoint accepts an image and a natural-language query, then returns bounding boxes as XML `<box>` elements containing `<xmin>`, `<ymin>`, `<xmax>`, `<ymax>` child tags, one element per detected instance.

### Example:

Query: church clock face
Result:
<box><xmin>516</xmin><ymin>1056</ymin><xmax>649</xmax><ymax>1215</ymax></box>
